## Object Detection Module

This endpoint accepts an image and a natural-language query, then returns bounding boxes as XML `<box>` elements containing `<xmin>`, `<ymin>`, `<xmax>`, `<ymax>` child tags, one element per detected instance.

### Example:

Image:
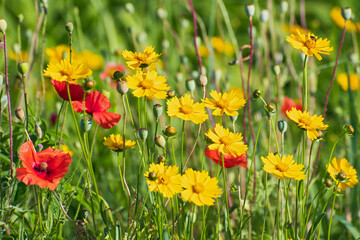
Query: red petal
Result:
<box><xmin>71</xmin><ymin>100</ymin><xmax>85</xmax><ymax>113</ymax></box>
<box><xmin>205</xmin><ymin>147</ymin><xmax>247</xmax><ymax>168</ymax></box>
<box><xmin>19</xmin><ymin>141</ymin><xmax>37</xmax><ymax>170</ymax></box>
<box><xmin>93</xmin><ymin>112</ymin><xmax>121</xmax><ymax>129</ymax></box>
<box><xmin>85</xmin><ymin>91</ymin><xmax>111</xmax><ymax>113</ymax></box>
<box><xmin>51</xmin><ymin>80</ymin><xmax>86</xmax><ymax>101</ymax></box>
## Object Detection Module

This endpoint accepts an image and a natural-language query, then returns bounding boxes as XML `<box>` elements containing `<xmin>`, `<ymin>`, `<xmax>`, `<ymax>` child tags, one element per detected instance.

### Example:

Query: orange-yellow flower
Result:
<box><xmin>327</xmin><ymin>157</ymin><xmax>358</xmax><ymax>190</ymax></box>
<box><xmin>330</xmin><ymin>7</ymin><xmax>360</xmax><ymax>33</ymax></box>
<box><xmin>336</xmin><ymin>73</ymin><xmax>360</xmax><ymax>91</ymax></box>
<box><xmin>204</xmin><ymin>90</ymin><xmax>246</xmax><ymax>116</ymax></box>
<box><xmin>43</xmin><ymin>59</ymin><xmax>92</xmax><ymax>82</ymax></box>
<box><xmin>122</xmin><ymin>46</ymin><xmax>161</xmax><ymax>70</ymax></box>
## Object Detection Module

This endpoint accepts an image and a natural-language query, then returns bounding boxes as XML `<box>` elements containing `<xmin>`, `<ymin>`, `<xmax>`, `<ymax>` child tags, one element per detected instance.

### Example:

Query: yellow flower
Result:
<box><xmin>199</xmin><ymin>46</ymin><xmax>209</xmax><ymax>57</ymax></box>
<box><xmin>205</xmin><ymin>123</ymin><xmax>248</xmax><ymax>156</ymax></box>
<box><xmin>204</xmin><ymin>90</ymin><xmax>246</xmax><ymax>116</ymax></box>
<box><xmin>337</xmin><ymin>73</ymin><xmax>360</xmax><ymax>91</ymax></box>
<box><xmin>126</xmin><ymin>70</ymin><xmax>170</xmax><ymax>99</ymax></box>
<box><xmin>9</xmin><ymin>50</ymin><xmax>28</xmax><ymax>62</ymax></box>
<box><xmin>61</xmin><ymin>145</ymin><xmax>74</xmax><ymax>156</ymax></box>
<box><xmin>330</xmin><ymin>7</ymin><xmax>360</xmax><ymax>33</ymax></box>
<box><xmin>43</xmin><ymin>59</ymin><xmax>92</xmax><ymax>82</ymax></box>
<box><xmin>261</xmin><ymin>153</ymin><xmax>306</xmax><ymax>180</ymax></box>
<box><xmin>122</xmin><ymin>46</ymin><xmax>161</xmax><ymax>70</ymax></box>
<box><xmin>286</xmin><ymin>108</ymin><xmax>328</xmax><ymax>140</ymax></box>
<box><xmin>211</xmin><ymin>36</ymin><xmax>235</xmax><ymax>56</ymax></box>
<box><xmin>144</xmin><ymin>162</ymin><xmax>181</xmax><ymax>198</ymax></box>
<box><xmin>166</xmin><ymin>94</ymin><xmax>208</xmax><ymax>124</ymax></box>
<box><xmin>103</xmin><ymin>134</ymin><xmax>136</xmax><ymax>152</ymax></box>
<box><xmin>327</xmin><ymin>158</ymin><xmax>358</xmax><ymax>190</ymax></box>
<box><xmin>283</xmin><ymin>24</ymin><xmax>308</xmax><ymax>35</ymax></box>
<box><xmin>74</xmin><ymin>50</ymin><xmax>103</xmax><ymax>70</ymax></box>
<box><xmin>286</xmin><ymin>30</ymin><xmax>333</xmax><ymax>61</ymax></box>
<box><xmin>181</xmin><ymin>168</ymin><xmax>221</xmax><ymax>206</ymax></box>
<box><xmin>45</xmin><ymin>44</ymin><xmax>70</xmax><ymax>63</ymax></box>
<box><xmin>228</xmin><ymin>87</ymin><xmax>244</xmax><ymax>99</ymax></box>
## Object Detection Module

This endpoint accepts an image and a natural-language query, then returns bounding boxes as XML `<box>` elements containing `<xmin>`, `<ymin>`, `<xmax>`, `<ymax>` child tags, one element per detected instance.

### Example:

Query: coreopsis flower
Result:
<box><xmin>43</xmin><ymin>59</ymin><xmax>92</xmax><ymax>82</ymax></box>
<box><xmin>103</xmin><ymin>134</ymin><xmax>136</xmax><ymax>151</ymax></box>
<box><xmin>286</xmin><ymin>30</ymin><xmax>333</xmax><ymax>61</ymax></box>
<box><xmin>205</xmin><ymin>147</ymin><xmax>247</xmax><ymax>168</ymax></box>
<box><xmin>16</xmin><ymin>141</ymin><xmax>72</xmax><ymax>191</ymax></box>
<box><xmin>181</xmin><ymin>168</ymin><xmax>222</xmax><ymax>206</ymax></box>
<box><xmin>166</xmin><ymin>93</ymin><xmax>208</xmax><ymax>124</ymax></box>
<box><xmin>261</xmin><ymin>153</ymin><xmax>306</xmax><ymax>180</ymax></box>
<box><xmin>126</xmin><ymin>70</ymin><xmax>170</xmax><ymax>99</ymax></box>
<box><xmin>211</xmin><ymin>36</ymin><xmax>235</xmax><ymax>56</ymax></box>
<box><xmin>45</xmin><ymin>44</ymin><xmax>70</xmax><ymax>62</ymax></box>
<box><xmin>337</xmin><ymin>73</ymin><xmax>360</xmax><ymax>91</ymax></box>
<box><xmin>204</xmin><ymin>90</ymin><xmax>246</xmax><ymax>116</ymax></box>
<box><xmin>51</xmin><ymin>79</ymin><xmax>87</xmax><ymax>101</ymax></box>
<box><xmin>286</xmin><ymin>108</ymin><xmax>328</xmax><ymax>140</ymax></box>
<box><xmin>74</xmin><ymin>50</ymin><xmax>103</xmax><ymax>70</ymax></box>
<box><xmin>283</xmin><ymin>24</ymin><xmax>308</xmax><ymax>35</ymax></box>
<box><xmin>327</xmin><ymin>158</ymin><xmax>358</xmax><ymax>190</ymax></box>
<box><xmin>281</xmin><ymin>96</ymin><xmax>302</xmax><ymax>117</ymax></box>
<box><xmin>330</xmin><ymin>7</ymin><xmax>359</xmax><ymax>33</ymax></box>
<box><xmin>100</xmin><ymin>62</ymin><xmax>126</xmax><ymax>81</ymax></box>
<box><xmin>144</xmin><ymin>162</ymin><xmax>181</xmax><ymax>198</ymax></box>
<box><xmin>205</xmin><ymin>124</ymin><xmax>248</xmax><ymax>156</ymax></box>
<box><xmin>9</xmin><ymin>50</ymin><xmax>28</xmax><ymax>62</ymax></box>
<box><xmin>61</xmin><ymin>145</ymin><xmax>74</xmax><ymax>156</ymax></box>
<box><xmin>72</xmin><ymin>91</ymin><xmax>121</xmax><ymax>129</ymax></box>
<box><xmin>122</xmin><ymin>46</ymin><xmax>161</xmax><ymax>69</ymax></box>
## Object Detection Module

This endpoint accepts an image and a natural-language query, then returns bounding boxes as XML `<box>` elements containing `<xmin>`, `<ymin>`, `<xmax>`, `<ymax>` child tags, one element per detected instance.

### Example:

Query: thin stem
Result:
<box><xmin>302</xmin><ymin>56</ymin><xmax>308</xmax><ymax>112</ymax></box>
<box><xmin>327</xmin><ymin>193</ymin><xmax>337</xmax><ymax>240</ymax></box>
<box><xmin>58</xmin><ymin>102</ymin><xmax>68</xmax><ymax>148</ymax></box>
<box><xmin>121</xmin><ymin>94</ymin><xmax>131</xmax><ymax>198</ymax></box>
<box><xmin>180</xmin><ymin>120</ymin><xmax>185</xmax><ymax>173</ymax></box>
<box><xmin>221</xmin><ymin>153</ymin><xmax>231</xmax><ymax>239</ymax></box>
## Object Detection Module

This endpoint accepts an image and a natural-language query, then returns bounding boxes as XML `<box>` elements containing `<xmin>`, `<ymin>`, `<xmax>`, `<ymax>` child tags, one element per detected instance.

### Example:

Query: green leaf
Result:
<box><xmin>333</xmin><ymin>214</ymin><xmax>360</xmax><ymax>239</ymax></box>
<box><xmin>306</xmin><ymin>213</ymin><xmax>326</xmax><ymax>240</ymax></box>
<box><xmin>12</xmin><ymin>182</ymin><xmax>28</xmax><ymax>205</ymax></box>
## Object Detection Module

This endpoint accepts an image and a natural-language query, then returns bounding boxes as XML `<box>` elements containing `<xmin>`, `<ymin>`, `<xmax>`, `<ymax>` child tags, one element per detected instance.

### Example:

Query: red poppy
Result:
<box><xmin>281</xmin><ymin>96</ymin><xmax>302</xmax><ymax>117</ymax></box>
<box><xmin>205</xmin><ymin>147</ymin><xmax>247</xmax><ymax>168</ymax></box>
<box><xmin>51</xmin><ymin>79</ymin><xmax>87</xmax><ymax>101</ymax></box>
<box><xmin>16</xmin><ymin>141</ymin><xmax>72</xmax><ymax>191</ymax></box>
<box><xmin>100</xmin><ymin>62</ymin><xmax>126</xmax><ymax>81</ymax></box>
<box><xmin>72</xmin><ymin>91</ymin><xmax>121</xmax><ymax>129</ymax></box>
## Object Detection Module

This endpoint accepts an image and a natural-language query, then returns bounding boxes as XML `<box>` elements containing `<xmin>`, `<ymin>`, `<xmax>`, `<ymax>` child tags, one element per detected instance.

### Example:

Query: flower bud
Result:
<box><xmin>280</xmin><ymin>1</ymin><xmax>288</xmax><ymax>13</ymax></box>
<box><xmin>344</xmin><ymin>124</ymin><xmax>354</xmax><ymax>135</ymax></box>
<box><xmin>125</xmin><ymin>2</ymin><xmax>135</xmax><ymax>14</ymax></box>
<box><xmin>179</xmin><ymin>55</ymin><xmax>189</xmax><ymax>65</ymax></box>
<box><xmin>18</xmin><ymin>14</ymin><xmax>24</xmax><ymax>24</ymax></box>
<box><xmin>162</xmin><ymin>39</ymin><xmax>169</xmax><ymax>49</ymax></box>
<box><xmin>265</xmin><ymin>104</ymin><xmax>276</xmax><ymax>117</ymax></box>
<box><xmin>15</xmin><ymin>108</ymin><xmax>25</xmax><ymax>122</ymax></box>
<box><xmin>337</xmin><ymin>171</ymin><xmax>346</xmax><ymax>181</ymax></box>
<box><xmin>157</xmin><ymin>155</ymin><xmax>165</xmax><ymax>163</ymax></box>
<box><xmin>230</xmin><ymin>115</ymin><xmax>238</xmax><ymax>123</ymax></box>
<box><xmin>335</xmin><ymin>187</ymin><xmax>342</xmax><ymax>194</ymax></box>
<box><xmin>157</xmin><ymin>8</ymin><xmax>167</xmax><ymax>20</ymax></box>
<box><xmin>348</xmin><ymin>53</ymin><xmax>359</xmax><ymax>64</ymax></box>
<box><xmin>117</xmin><ymin>81</ymin><xmax>128</xmax><ymax>95</ymax></box>
<box><xmin>138</xmin><ymin>128</ymin><xmax>148</xmax><ymax>141</ymax></box>
<box><xmin>185</xmin><ymin>79</ymin><xmax>196</xmax><ymax>92</ymax></box>
<box><xmin>65</xmin><ymin>22</ymin><xmax>74</xmax><ymax>33</ymax></box>
<box><xmin>341</xmin><ymin>7</ymin><xmax>352</xmax><ymax>21</ymax></box>
<box><xmin>273</xmin><ymin>64</ymin><xmax>281</xmax><ymax>76</ymax></box>
<box><xmin>148</xmin><ymin>171</ymin><xmax>157</xmax><ymax>180</ymax></box>
<box><xmin>175</xmin><ymin>72</ymin><xmax>183</xmax><ymax>82</ymax></box>
<box><xmin>0</xmin><ymin>19</ymin><xmax>7</xmax><ymax>34</ymax></box>
<box><xmin>84</xmin><ymin>79</ymin><xmax>95</xmax><ymax>90</ymax></box>
<box><xmin>37</xmin><ymin>144</ymin><xmax>44</xmax><ymax>152</ymax></box>
<box><xmin>165</xmin><ymin>126</ymin><xmax>176</xmax><ymax>136</ymax></box>
<box><xmin>80</xmin><ymin>117</ymin><xmax>92</xmax><ymax>132</ymax></box>
<box><xmin>101</xmin><ymin>90</ymin><xmax>110</xmax><ymax>99</ymax></box>
<box><xmin>325</xmin><ymin>178</ymin><xmax>332</xmax><ymax>188</ymax></box>
<box><xmin>113</xmin><ymin>70</ymin><xmax>124</xmax><ymax>81</ymax></box>
<box><xmin>277</xmin><ymin>120</ymin><xmax>288</xmax><ymax>133</ymax></box>
<box><xmin>245</xmin><ymin>4</ymin><xmax>255</xmax><ymax>17</ymax></box>
<box><xmin>155</xmin><ymin>135</ymin><xmax>166</xmax><ymax>148</ymax></box>
<box><xmin>199</xmin><ymin>74</ymin><xmax>208</xmax><ymax>87</ymax></box>
<box><xmin>153</xmin><ymin>104</ymin><xmax>163</xmax><ymax>119</ymax></box>
<box><xmin>253</xmin><ymin>89</ymin><xmax>261</xmax><ymax>99</ymax></box>
<box><xmin>18</xmin><ymin>62</ymin><xmax>29</xmax><ymax>75</ymax></box>
<box><xmin>214</xmin><ymin>69</ymin><xmax>222</xmax><ymax>83</ymax></box>
<box><xmin>260</xmin><ymin>10</ymin><xmax>269</xmax><ymax>22</ymax></box>
<box><xmin>114</xmin><ymin>49</ymin><xmax>122</xmax><ymax>56</ymax></box>
<box><xmin>180</xmin><ymin>18</ymin><xmax>190</xmax><ymax>29</ymax></box>
<box><xmin>35</xmin><ymin>125</ymin><xmax>43</xmax><ymax>139</ymax></box>
<box><xmin>167</xmin><ymin>90</ymin><xmax>175</xmax><ymax>98</ymax></box>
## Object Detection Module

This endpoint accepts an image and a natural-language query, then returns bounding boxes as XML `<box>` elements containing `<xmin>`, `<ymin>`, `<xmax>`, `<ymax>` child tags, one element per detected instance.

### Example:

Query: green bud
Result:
<box><xmin>153</xmin><ymin>104</ymin><xmax>163</xmax><ymax>119</ymax></box>
<box><xmin>260</xmin><ymin>10</ymin><xmax>269</xmax><ymax>22</ymax></box>
<box><xmin>155</xmin><ymin>135</ymin><xmax>166</xmax><ymax>149</ymax></box>
<box><xmin>138</xmin><ymin>128</ymin><xmax>148</xmax><ymax>141</ymax></box>
<box><xmin>157</xmin><ymin>8</ymin><xmax>168</xmax><ymax>20</ymax></box>
<box><xmin>167</xmin><ymin>90</ymin><xmax>175</xmax><ymax>98</ymax></box>
<box><xmin>18</xmin><ymin>14</ymin><xmax>24</xmax><ymax>24</ymax></box>
<box><xmin>175</xmin><ymin>72</ymin><xmax>183</xmax><ymax>82</ymax></box>
<box><xmin>18</xmin><ymin>62</ymin><xmax>29</xmax><ymax>75</ymax></box>
<box><xmin>15</xmin><ymin>108</ymin><xmax>25</xmax><ymax>122</ymax></box>
<box><xmin>199</xmin><ymin>74</ymin><xmax>208</xmax><ymax>87</ymax></box>
<box><xmin>273</xmin><ymin>64</ymin><xmax>281</xmax><ymax>76</ymax></box>
<box><xmin>253</xmin><ymin>89</ymin><xmax>261</xmax><ymax>99</ymax></box>
<box><xmin>148</xmin><ymin>171</ymin><xmax>157</xmax><ymax>180</ymax></box>
<box><xmin>185</xmin><ymin>79</ymin><xmax>196</xmax><ymax>92</ymax></box>
<box><xmin>65</xmin><ymin>22</ymin><xmax>74</xmax><ymax>33</ymax></box>
<box><xmin>165</xmin><ymin>126</ymin><xmax>176</xmax><ymax>136</ymax></box>
<box><xmin>0</xmin><ymin>19</ymin><xmax>7</xmax><ymax>34</ymax></box>
<box><xmin>113</xmin><ymin>70</ymin><xmax>124</xmax><ymax>81</ymax></box>
<box><xmin>12</xmin><ymin>43</ymin><xmax>20</xmax><ymax>54</ymax></box>
<box><xmin>80</xmin><ymin>117</ymin><xmax>92</xmax><ymax>132</ymax></box>
<box><xmin>117</xmin><ymin>81</ymin><xmax>128</xmax><ymax>95</ymax></box>
<box><xmin>245</xmin><ymin>4</ymin><xmax>255</xmax><ymax>17</ymax></box>
<box><xmin>280</xmin><ymin>1</ymin><xmax>288</xmax><ymax>13</ymax></box>
<box><xmin>230</xmin><ymin>115</ymin><xmax>238</xmax><ymax>123</ymax></box>
<box><xmin>277</xmin><ymin>120</ymin><xmax>288</xmax><ymax>133</ymax></box>
<box><xmin>179</xmin><ymin>55</ymin><xmax>189</xmax><ymax>65</ymax></box>
<box><xmin>35</xmin><ymin>124</ymin><xmax>43</xmax><ymax>139</ymax></box>
<box><xmin>157</xmin><ymin>156</ymin><xmax>166</xmax><ymax>163</ymax></box>
<box><xmin>125</xmin><ymin>2</ymin><xmax>135</xmax><ymax>14</ymax></box>
<box><xmin>84</xmin><ymin>79</ymin><xmax>96</xmax><ymax>90</ymax></box>
<box><xmin>341</xmin><ymin>7</ymin><xmax>352</xmax><ymax>21</ymax></box>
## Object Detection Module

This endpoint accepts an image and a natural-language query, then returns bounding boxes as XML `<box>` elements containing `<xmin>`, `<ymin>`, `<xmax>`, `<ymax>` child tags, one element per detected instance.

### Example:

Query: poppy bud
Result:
<box><xmin>125</xmin><ymin>2</ymin><xmax>135</xmax><ymax>14</ymax></box>
<box><xmin>155</xmin><ymin>135</ymin><xmax>166</xmax><ymax>149</ymax></box>
<box><xmin>18</xmin><ymin>62</ymin><xmax>29</xmax><ymax>75</ymax></box>
<box><xmin>166</xmin><ymin>90</ymin><xmax>175</xmax><ymax>98</ymax></box>
<box><xmin>148</xmin><ymin>171</ymin><xmax>157</xmax><ymax>180</ymax></box>
<box><xmin>18</xmin><ymin>14</ymin><xmax>24</xmax><ymax>24</ymax></box>
<box><xmin>341</xmin><ymin>7</ymin><xmax>352</xmax><ymax>21</ymax></box>
<box><xmin>175</xmin><ymin>72</ymin><xmax>183</xmax><ymax>82</ymax></box>
<box><xmin>113</xmin><ymin>70</ymin><xmax>124</xmax><ymax>81</ymax></box>
<box><xmin>273</xmin><ymin>64</ymin><xmax>281</xmax><ymax>76</ymax></box>
<box><xmin>65</xmin><ymin>22</ymin><xmax>74</xmax><ymax>33</ymax></box>
<box><xmin>15</xmin><ymin>108</ymin><xmax>25</xmax><ymax>122</ymax></box>
<box><xmin>253</xmin><ymin>89</ymin><xmax>261</xmax><ymax>99</ymax></box>
<box><xmin>265</xmin><ymin>104</ymin><xmax>276</xmax><ymax>117</ymax></box>
<box><xmin>230</xmin><ymin>115</ymin><xmax>238</xmax><ymax>123</ymax></box>
<box><xmin>165</xmin><ymin>126</ymin><xmax>176</xmax><ymax>136</ymax></box>
<box><xmin>214</xmin><ymin>69</ymin><xmax>222</xmax><ymax>83</ymax></box>
<box><xmin>35</xmin><ymin>125</ymin><xmax>43</xmax><ymax>139</ymax></box>
<box><xmin>180</xmin><ymin>18</ymin><xmax>190</xmax><ymax>29</ymax></box>
<box><xmin>344</xmin><ymin>124</ymin><xmax>354</xmax><ymax>135</ymax></box>
<box><xmin>101</xmin><ymin>90</ymin><xmax>110</xmax><ymax>99</ymax></box>
<box><xmin>40</xmin><ymin>162</ymin><xmax>48</xmax><ymax>171</ymax></box>
<box><xmin>325</xmin><ymin>178</ymin><xmax>332</xmax><ymax>187</ymax></box>
<box><xmin>0</xmin><ymin>19</ymin><xmax>7</xmax><ymax>34</ymax></box>
<box><xmin>117</xmin><ymin>81</ymin><xmax>128</xmax><ymax>95</ymax></box>
<box><xmin>80</xmin><ymin>117</ymin><xmax>92</xmax><ymax>132</ymax></box>
<box><xmin>179</xmin><ymin>55</ymin><xmax>188</xmax><ymax>65</ymax></box>
<box><xmin>199</xmin><ymin>74</ymin><xmax>208</xmax><ymax>87</ymax></box>
<box><xmin>138</xmin><ymin>128</ymin><xmax>148</xmax><ymax>141</ymax></box>
<box><xmin>157</xmin><ymin>155</ymin><xmax>166</xmax><ymax>163</ymax></box>
<box><xmin>186</xmin><ymin>79</ymin><xmax>196</xmax><ymax>92</ymax></box>
<box><xmin>348</xmin><ymin>53</ymin><xmax>359</xmax><ymax>64</ymax></box>
<box><xmin>162</xmin><ymin>39</ymin><xmax>169</xmax><ymax>49</ymax></box>
<box><xmin>153</xmin><ymin>104</ymin><xmax>163</xmax><ymax>119</ymax></box>
<box><xmin>277</xmin><ymin>120</ymin><xmax>288</xmax><ymax>133</ymax></box>
<box><xmin>114</xmin><ymin>49</ymin><xmax>122</xmax><ymax>56</ymax></box>
<box><xmin>157</xmin><ymin>8</ymin><xmax>167</xmax><ymax>20</ymax></box>
<box><xmin>84</xmin><ymin>79</ymin><xmax>95</xmax><ymax>90</ymax></box>
<box><xmin>260</xmin><ymin>10</ymin><xmax>269</xmax><ymax>22</ymax></box>
<box><xmin>337</xmin><ymin>171</ymin><xmax>346</xmax><ymax>181</ymax></box>
<box><xmin>245</xmin><ymin>4</ymin><xmax>255</xmax><ymax>17</ymax></box>
<box><xmin>12</xmin><ymin>43</ymin><xmax>20</xmax><ymax>54</ymax></box>
<box><xmin>280</xmin><ymin>1</ymin><xmax>288</xmax><ymax>13</ymax></box>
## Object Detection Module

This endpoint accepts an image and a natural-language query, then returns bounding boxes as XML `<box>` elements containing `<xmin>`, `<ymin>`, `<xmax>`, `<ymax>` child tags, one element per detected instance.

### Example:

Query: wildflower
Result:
<box><xmin>144</xmin><ymin>162</ymin><xmax>181</xmax><ymax>198</ymax></box>
<box><xmin>204</xmin><ymin>90</ymin><xmax>246</xmax><ymax>117</ymax></box>
<box><xmin>261</xmin><ymin>153</ymin><xmax>306</xmax><ymax>180</ymax></box>
<box><xmin>205</xmin><ymin>147</ymin><xmax>247</xmax><ymax>168</ymax></box>
<box><xmin>100</xmin><ymin>62</ymin><xmax>126</xmax><ymax>81</ymax></box>
<box><xmin>281</xmin><ymin>96</ymin><xmax>302</xmax><ymax>117</ymax></box>
<box><xmin>211</xmin><ymin>36</ymin><xmax>235</xmax><ymax>56</ymax></box>
<box><xmin>72</xmin><ymin>91</ymin><xmax>121</xmax><ymax>129</ymax></box>
<box><xmin>45</xmin><ymin>44</ymin><xmax>70</xmax><ymax>62</ymax></box>
<box><xmin>286</xmin><ymin>108</ymin><xmax>328</xmax><ymax>140</ymax></box>
<box><xmin>9</xmin><ymin>50</ymin><xmax>28</xmax><ymax>62</ymax></box>
<box><xmin>122</xmin><ymin>46</ymin><xmax>161</xmax><ymax>69</ymax></box>
<box><xmin>61</xmin><ymin>145</ymin><xmax>74</xmax><ymax>156</ymax></box>
<box><xmin>51</xmin><ymin>80</ymin><xmax>87</xmax><ymax>101</ymax></box>
<box><xmin>327</xmin><ymin>158</ymin><xmax>358</xmax><ymax>190</ymax></box>
<box><xmin>16</xmin><ymin>141</ymin><xmax>72</xmax><ymax>191</ymax></box>
<box><xmin>74</xmin><ymin>50</ymin><xmax>103</xmax><ymax>70</ymax></box>
<box><xmin>166</xmin><ymin>93</ymin><xmax>208</xmax><ymax>124</ymax></box>
<box><xmin>43</xmin><ymin>59</ymin><xmax>92</xmax><ymax>82</ymax></box>
<box><xmin>336</xmin><ymin>73</ymin><xmax>360</xmax><ymax>91</ymax></box>
<box><xmin>286</xmin><ymin>30</ymin><xmax>333</xmax><ymax>61</ymax></box>
<box><xmin>181</xmin><ymin>168</ymin><xmax>222</xmax><ymax>206</ymax></box>
<box><xmin>283</xmin><ymin>24</ymin><xmax>308</xmax><ymax>35</ymax></box>
<box><xmin>126</xmin><ymin>70</ymin><xmax>170</xmax><ymax>99</ymax></box>
<box><xmin>205</xmin><ymin>124</ymin><xmax>248</xmax><ymax>156</ymax></box>
<box><xmin>330</xmin><ymin>7</ymin><xmax>359</xmax><ymax>33</ymax></box>
<box><xmin>103</xmin><ymin>134</ymin><xmax>136</xmax><ymax>151</ymax></box>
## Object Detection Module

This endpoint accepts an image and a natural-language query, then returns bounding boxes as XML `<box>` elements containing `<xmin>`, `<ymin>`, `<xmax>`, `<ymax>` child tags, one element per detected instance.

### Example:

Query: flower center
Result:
<box><xmin>158</xmin><ymin>174</ymin><xmax>170</xmax><ymax>185</ymax></box>
<box><xmin>298</xmin><ymin>116</ymin><xmax>312</xmax><ymax>127</ymax></box>
<box><xmin>140</xmin><ymin>79</ymin><xmax>153</xmax><ymax>89</ymax></box>
<box><xmin>180</xmin><ymin>105</ymin><xmax>193</xmax><ymax>114</ymax></box>
<box><xmin>40</xmin><ymin>162</ymin><xmax>48</xmax><ymax>171</ymax></box>
<box><xmin>192</xmin><ymin>183</ymin><xmax>204</xmax><ymax>193</ymax></box>
<box><xmin>305</xmin><ymin>36</ymin><xmax>317</xmax><ymax>49</ymax></box>
<box><xmin>220</xmin><ymin>136</ymin><xmax>232</xmax><ymax>146</ymax></box>
<box><xmin>216</xmin><ymin>99</ymin><xmax>229</xmax><ymax>108</ymax></box>
<box><xmin>275</xmin><ymin>162</ymin><xmax>289</xmax><ymax>172</ymax></box>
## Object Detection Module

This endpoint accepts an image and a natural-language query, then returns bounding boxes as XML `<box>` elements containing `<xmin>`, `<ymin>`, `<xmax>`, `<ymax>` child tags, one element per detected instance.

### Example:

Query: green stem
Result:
<box><xmin>302</xmin><ymin>56</ymin><xmax>308</xmax><ymax>111</ymax></box>
<box><xmin>327</xmin><ymin>193</ymin><xmax>337</xmax><ymax>240</ymax></box>
<box><xmin>180</xmin><ymin>120</ymin><xmax>185</xmax><ymax>173</ymax></box>
<box><xmin>275</xmin><ymin>180</ymin><xmax>281</xmax><ymax>239</ymax></box>
<box><xmin>221</xmin><ymin>153</ymin><xmax>231</xmax><ymax>239</ymax></box>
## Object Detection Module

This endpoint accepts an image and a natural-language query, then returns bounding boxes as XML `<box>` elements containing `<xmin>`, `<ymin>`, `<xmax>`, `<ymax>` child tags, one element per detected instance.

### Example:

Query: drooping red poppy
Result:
<box><xmin>16</xmin><ymin>141</ymin><xmax>72</xmax><ymax>191</ymax></box>
<box><xmin>205</xmin><ymin>147</ymin><xmax>247</xmax><ymax>168</ymax></box>
<box><xmin>51</xmin><ymin>79</ymin><xmax>87</xmax><ymax>101</ymax></box>
<box><xmin>72</xmin><ymin>91</ymin><xmax>121</xmax><ymax>129</ymax></box>
<box><xmin>281</xmin><ymin>96</ymin><xmax>302</xmax><ymax>117</ymax></box>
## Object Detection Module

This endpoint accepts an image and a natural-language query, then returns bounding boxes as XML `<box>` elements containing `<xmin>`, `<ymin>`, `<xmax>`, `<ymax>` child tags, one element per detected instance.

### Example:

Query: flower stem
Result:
<box><xmin>302</xmin><ymin>56</ymin><xmax>308</xmax><ymax>112</ymax></box>
<box><xmin>121</xmin><ymin>94</ymin><xmax>131</xmax><ymax>198</ymax></box>
<box><xmin>221</xmin><ymin>153</ymin><xmax>232</xmax><ymax>239</ymax></box>
<box><xmin>180</xmin><ymin>120</ymin><xmax>185</xmax><ymax>173</ymax></box>
<box><xmin>327</xmin><ymin>193</ymin><xmax>337</xmax><ymax>240</ymax></box>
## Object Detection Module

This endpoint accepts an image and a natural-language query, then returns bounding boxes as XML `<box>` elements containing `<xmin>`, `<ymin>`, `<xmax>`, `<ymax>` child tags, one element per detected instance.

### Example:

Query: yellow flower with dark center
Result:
<box><xmin>286</xmin><ymin>107</ymin><xmax>328</xmax><ymax>140</ymax></box>
<box><xmin>43</xmin><ymin>59</ymin><xmax>92</xmax><ymax>82</ymax></box>
<box><xmin>336</xmin><ymin>73</ymin><xmax>360</xmax><ymax>91</ymax></box>
<box><xmin>126</xmin><ymin>70</ymin><xmax>170</xmax><ymax>99</ymax></box>
<box><xmin>181</xmin><ymin>168</ymin><xmax>222</xmax><ymax>206</ymax></box>
<box><xmin>330</xmin><ymin>7</ymin><xmax>360</xmax><ymax>33</ymax></box>
<box><xmin>74</xmin><ymin>50</ymin><xmax>104</xmax><ymax>70</ymax></box>
<box><xmin>167</xmin><ymin>94</ymin><xmax>208</xmax><ymax>124</ymax></box>
<box><xmin>205</xmin><ymin>123</ymin><xmax>248</xmax><ymax>156</ymax></box>
<box><xmin>103</xmin><ymin>134</ymin><xmax>136</xmax><ymax>152</ymax></box>
<box><xmin>327</xmin><ymin>158</ymin><xmax>358</xmax><ymax>190</ymax></box>
<box><xmin>286</xmin><ymin>30</ymin><xmax>333</xmax><ymax>61</ymax></box>
<box><xmin>122</xmin><ymin>46</ymin><xmax>161</xmax><ymax>70</ymax></box>
<box><xmin>45</xmin><ymin>44</ymin><xmax>70</xmax><ymax>62</ymax></box>
<box><xmin>144</xmin><ymin>162</ymin><xmax>181</xmax><ymax>198</ymax></box>
<box><xmin>261</xmin><ymin>153</ymin><xmax>306</xmax><ymax>180</ymax></box>
<box><xmin>204</xmin><ymin>90</ymin><xmax>246</xmax><ymax>116</ymax></box>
